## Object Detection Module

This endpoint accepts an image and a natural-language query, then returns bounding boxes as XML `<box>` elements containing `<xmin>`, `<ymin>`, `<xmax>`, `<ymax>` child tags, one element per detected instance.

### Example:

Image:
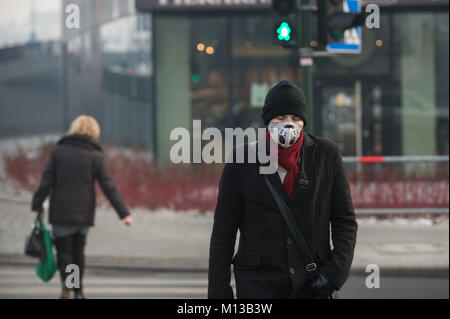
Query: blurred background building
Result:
<box><xmin>0</xmin><ymin>0</ymin><xmax>448</xmax><ymax>164</ymax></box>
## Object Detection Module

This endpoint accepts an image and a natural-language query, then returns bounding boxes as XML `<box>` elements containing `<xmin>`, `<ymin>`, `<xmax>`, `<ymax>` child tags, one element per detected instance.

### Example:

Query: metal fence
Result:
<box><xmin>343</xmin><ymin>155</ymin><xmax>449</xmax><ymax>163</ymax></box>
<box><xmin>343</xmin><ymin>155</ymin><xmax>449</xmax><ymax>215</ymax></box>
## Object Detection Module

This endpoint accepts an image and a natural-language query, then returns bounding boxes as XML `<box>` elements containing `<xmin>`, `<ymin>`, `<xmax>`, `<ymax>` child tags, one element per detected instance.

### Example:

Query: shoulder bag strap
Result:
<box><xmin>264</xmin><ymin>174</ymin><xmax>319</xmax><ymax>280</ymax></box>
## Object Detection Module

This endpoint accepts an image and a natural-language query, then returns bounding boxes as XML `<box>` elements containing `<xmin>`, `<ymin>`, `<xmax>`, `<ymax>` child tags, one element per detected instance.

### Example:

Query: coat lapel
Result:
<box><xmin>289</xmin><ymin>132</ymin><xmax>317</xmax><ymax>204</ymax></box>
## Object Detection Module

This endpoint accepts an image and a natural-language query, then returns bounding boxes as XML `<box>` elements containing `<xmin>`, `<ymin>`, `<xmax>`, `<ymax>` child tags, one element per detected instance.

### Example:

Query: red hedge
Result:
<box><xmin>3</xmin><ymin>143</ymin><xmax>449</xmax><ymax>212</ymax></box>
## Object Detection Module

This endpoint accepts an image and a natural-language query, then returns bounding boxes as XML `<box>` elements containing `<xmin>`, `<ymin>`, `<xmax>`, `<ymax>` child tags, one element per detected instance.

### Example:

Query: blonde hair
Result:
<box><xmin>69</xmin><ymin>115</ymin><xmax>101</xmax><ymax>138</ymax></box>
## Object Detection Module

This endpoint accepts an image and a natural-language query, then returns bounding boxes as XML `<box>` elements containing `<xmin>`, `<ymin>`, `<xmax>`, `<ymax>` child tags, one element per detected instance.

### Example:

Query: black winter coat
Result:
<box><xmin>31</xmin><ymin>134</ymin><xmax>130</xmax><ymax>226</ymax></box>
<box><xmin>208</xmin><ymin>132</ymin><xmax>358</xmax><ymax>299</ymax></box>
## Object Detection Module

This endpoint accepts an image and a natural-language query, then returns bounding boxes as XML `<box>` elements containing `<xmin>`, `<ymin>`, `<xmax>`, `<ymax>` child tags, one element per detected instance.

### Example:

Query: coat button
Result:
<box><xmin>287</xmin><ymin>238</ymin><xmax>293</xmax><ymax>245</ymax></box>
<box><xmin>290</xmin><ymin>267</ymin><xmax>295</xmax><ymax>274</ymax></box>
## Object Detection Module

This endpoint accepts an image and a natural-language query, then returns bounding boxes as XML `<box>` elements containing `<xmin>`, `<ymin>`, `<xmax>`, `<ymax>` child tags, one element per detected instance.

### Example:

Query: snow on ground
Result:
<box><xmin>356</xmin><ymin>216</ymin><xmax>448</xmax><ymax>226</ymax></box>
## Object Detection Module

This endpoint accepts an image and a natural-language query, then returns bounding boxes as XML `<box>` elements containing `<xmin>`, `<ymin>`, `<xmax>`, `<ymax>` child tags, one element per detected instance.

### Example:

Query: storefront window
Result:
<box><xmin>154</xmin><ymin>13</ymin><xmax>303</xmax><ymax>162</ymax></box>
<box><xmin>316</xmin><ymin>10</ymin><xmax>449</xmax><ymax>157</ymax></box>
<box><xmin>190</xmin><ymin>17</ymin><xmax>229</xmax><ymax>132</ymax></box>
<box><xmin>433</xmin><ymin>13</ymin><xmax>448</xmax><ymax>155</ymax></box>
<box><xmin>394</xmin><ymin>11</ymin><xmax>449</xmax><ymax>156</ymax></box>
<box><xmin>231</xmin><ymin>15</ymin><xmax>300</xmax><ymax>130</ymax></box>
<box><xmin>154</xmin><ymin>9</ymin><xmax>448</xmax><ymax>162</ymax></box>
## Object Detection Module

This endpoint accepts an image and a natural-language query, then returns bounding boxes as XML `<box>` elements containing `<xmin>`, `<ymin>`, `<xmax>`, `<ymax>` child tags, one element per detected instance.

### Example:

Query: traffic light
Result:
<box><xmin>272</xmin><ymin>0</ymin><xmax>296</xmax><ymax>15</ymax></box>
<box><xmin>272</xmin><ymin>0</ymin><xmax>298</xmax><ymax>47</ymax></box>
<box><xmin>318</xmin><ymin>0</ymin><xmax>366</xmax><ymax>47</ymax></box>
<box><xmin>275</xmin><ymin>21</ymin><xmax>293</xmax><ymax>42</ymax></box>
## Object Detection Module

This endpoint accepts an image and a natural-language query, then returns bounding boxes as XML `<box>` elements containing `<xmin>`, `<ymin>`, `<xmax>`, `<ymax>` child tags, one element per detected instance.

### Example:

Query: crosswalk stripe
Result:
<box><xmin>0</xmin><ymin>286</ymin><xmax>208</xmax><ymax>295</ymax></box>
<box><xmin>0</xmin><ymin>266</ymin><xmax>236</xmax><ymax>299</ymax></box>
<box><xmin>0</xmin><ymin>293</ymin><xmax>207</xmax><ymax>299</ymax></box>
<box><xmin>0</xmin><ymin>278</ymin><xmax>210</xmax><ymax>286</ymax></box>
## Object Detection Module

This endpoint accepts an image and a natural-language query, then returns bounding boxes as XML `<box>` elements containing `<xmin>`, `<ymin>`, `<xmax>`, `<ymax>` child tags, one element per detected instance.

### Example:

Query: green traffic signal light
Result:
<box><xmin>276</xmin><ymin>22</ymin><xmax>291</xmax><ymax>42</ymax></box>
<box><xmin>192</xmin><ymin>73</ymin><xmax>200</xmax><ymax>83</ymax></box>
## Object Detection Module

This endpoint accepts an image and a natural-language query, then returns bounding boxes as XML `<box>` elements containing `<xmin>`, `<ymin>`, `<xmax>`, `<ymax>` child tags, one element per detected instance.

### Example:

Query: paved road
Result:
<box><xmin>0</xmin><ymin>265</ymin><xmax>447</xmax><ymax>299</ymax></box>
<box><xmin>0</xmin><ymin>197</ymin><xmax>448</xmax><ymax>272</ymax></box>
<box><xmin>340</xmin><ymin>273</ymin><xmax>449</xmax><ymax>299</ymax></box>
<box><xmin>0</xmin><ymin>265</ymin><xmax>209</xmax><ymax>299</ymax></box>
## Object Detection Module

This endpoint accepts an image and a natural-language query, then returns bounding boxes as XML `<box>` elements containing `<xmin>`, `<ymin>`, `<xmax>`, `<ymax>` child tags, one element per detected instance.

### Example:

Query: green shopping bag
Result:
<box><xmin>35</xmin><ymin>217</ymin><xmax>57</xmax><ymax>282</ymax></box>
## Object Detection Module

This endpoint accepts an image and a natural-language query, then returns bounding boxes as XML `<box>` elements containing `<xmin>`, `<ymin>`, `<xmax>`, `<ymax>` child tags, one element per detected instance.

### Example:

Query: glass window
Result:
<box><xmin>393</xmin><ymin>11</ymin><xmax>448</xmax><ymax>156</ymax></box>
<box><xmin>434</xmin><ymin>13</ymin><xmax>449</xmax><ymax>155</ymax></box>
<box><xmin>155</xmin><ymin>13</ymin><xmax>305</xmax><ymax>162</ymax></box>
<box><xmin>315</xmin><ymin>10</ymin><xmax>449</xmax><ymax>157</ymax></box>
<box><xmin>231</xmin><ymin>15</ymin><xmax>300</xmax><ymax>130</ymax></box>
<box><xmin>190</xmin><ymin>16</ymin><xmax>229</xmax><ymax>132</ymax></box>
<box><xmin>101</xmin><ymin>13</ymin><xmax>153</xmax><ymax>151</ymax></box>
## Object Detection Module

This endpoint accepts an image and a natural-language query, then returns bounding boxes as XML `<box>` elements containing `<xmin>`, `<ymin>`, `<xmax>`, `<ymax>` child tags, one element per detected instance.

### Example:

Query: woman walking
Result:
<box><xmin>31</xmin><ymin>115</ymin><xmax>132</xmax><ymax>299</ymax></box>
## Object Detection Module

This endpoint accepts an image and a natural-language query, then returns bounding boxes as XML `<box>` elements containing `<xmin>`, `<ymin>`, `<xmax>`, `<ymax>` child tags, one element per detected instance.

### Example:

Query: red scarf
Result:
<box><xmin>266</xmin><ymin>129</ymin><xmax>304</xmax><ymax>199</ymax></box>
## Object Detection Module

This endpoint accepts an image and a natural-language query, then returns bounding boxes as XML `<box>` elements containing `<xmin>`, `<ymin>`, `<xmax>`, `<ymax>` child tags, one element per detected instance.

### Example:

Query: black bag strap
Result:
<box><xmin>263</xmin><ymin>174</ymin><xmax>319</xmax><ymax>280</ymax></box>
<box><xmin>35</xmin><ymin>211</ymin><xmax>42</xmax><ymax>224</ymax></box>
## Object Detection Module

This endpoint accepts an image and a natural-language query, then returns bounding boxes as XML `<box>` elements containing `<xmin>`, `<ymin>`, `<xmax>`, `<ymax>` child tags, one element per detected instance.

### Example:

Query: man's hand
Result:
<box><xmin>308</xmin><ymin>273</ymin><xmax>336</xmax><ymax>299</ymax></box>
<box><xmin>123</xmin><ymin>215</ymin><xmax>132</xmax><ymax>226</ymax></box>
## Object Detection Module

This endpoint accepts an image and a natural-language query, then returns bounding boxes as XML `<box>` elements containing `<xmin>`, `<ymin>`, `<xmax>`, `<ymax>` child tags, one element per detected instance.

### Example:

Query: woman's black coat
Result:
<box><xmin>208</xmin><ymin>132</ymin><xmax>358</xmax><ymax>299</ymax></box>
<box><xmin>31</xmin><ymin>134</ymin><xmax>130</xmax><ymax>226</ymax></box>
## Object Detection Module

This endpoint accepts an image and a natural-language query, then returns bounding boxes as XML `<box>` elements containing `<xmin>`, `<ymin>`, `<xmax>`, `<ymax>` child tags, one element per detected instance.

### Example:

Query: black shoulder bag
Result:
<box><xmin>24</xmin><ymin>213</ymin><xmax>46</xmax><ymax>260</ymax></box>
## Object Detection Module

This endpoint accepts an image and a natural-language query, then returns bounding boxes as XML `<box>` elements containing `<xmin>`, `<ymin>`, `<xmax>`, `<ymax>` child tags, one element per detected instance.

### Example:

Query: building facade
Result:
<box><xmin>1</xmin><ymin>0</ymin><xmax>448</xmax><ymax>164</ymax></box>
<box><xmin>141</xmin><ymin>0</ymin><xmax>449</xmax><ymax>161</ymax></box>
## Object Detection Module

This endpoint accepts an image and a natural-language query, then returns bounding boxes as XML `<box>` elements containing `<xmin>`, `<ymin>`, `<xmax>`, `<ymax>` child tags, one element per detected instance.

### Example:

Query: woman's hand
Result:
<box><xmin>123</xmin><ymin>215</ymin><xmax>133</xmax><ymax>226</ymax></box>
<box><xmin>33</xmin><ymin>210</ymin><xmax>45</xmax><ymax>218</ymax></box>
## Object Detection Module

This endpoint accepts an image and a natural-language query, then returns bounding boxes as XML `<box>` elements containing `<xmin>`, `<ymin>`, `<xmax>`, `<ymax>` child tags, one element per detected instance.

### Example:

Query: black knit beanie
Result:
<box><xmin>262</xmin><ymin>80</ymin><xmax>308</xmax><ymax>126</ymax></box>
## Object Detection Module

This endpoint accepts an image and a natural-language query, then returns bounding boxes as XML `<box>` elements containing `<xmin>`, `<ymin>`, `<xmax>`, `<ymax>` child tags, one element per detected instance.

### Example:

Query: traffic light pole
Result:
<box><xmin>299</xmin><ymin>0</ymin><xmax>315</xmax><ymax>134</ymax></box>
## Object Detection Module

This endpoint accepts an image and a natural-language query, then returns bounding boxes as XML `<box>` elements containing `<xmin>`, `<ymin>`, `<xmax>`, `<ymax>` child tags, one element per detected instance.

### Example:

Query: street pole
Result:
<box><xmin>355</xmin><ymin>80</ymin><xmax>363</xmax><ymax>175</ymax></box>
<box><xmin>61</xmin><ymin>41</ymin><xmax>69</xmax><ymax>132</ymax></box>
<box><xmin>299</xmin><ymin>0</ymin><xmax>315</xmax><ymax>134</ymax></box>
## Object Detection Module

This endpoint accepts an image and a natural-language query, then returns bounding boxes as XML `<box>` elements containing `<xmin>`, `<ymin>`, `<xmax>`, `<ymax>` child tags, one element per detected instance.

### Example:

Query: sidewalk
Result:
<box><xmin>0</xmin><ymin>188</ymin><xmax>448</xmax><ymax>277</ymax></box>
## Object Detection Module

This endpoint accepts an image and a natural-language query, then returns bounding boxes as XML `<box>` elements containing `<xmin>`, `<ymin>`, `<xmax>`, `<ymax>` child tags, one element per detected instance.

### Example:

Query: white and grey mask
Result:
<box><xmin>268</xmin><ymin>121</ymin><xmax>303</xmax><ymax>148</ymax></box>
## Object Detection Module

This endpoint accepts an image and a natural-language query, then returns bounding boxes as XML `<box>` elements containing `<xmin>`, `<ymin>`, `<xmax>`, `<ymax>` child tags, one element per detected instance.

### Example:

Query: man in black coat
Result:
<box><xmin>208</xmin><ymin>80</ymin><xmax>358</xmax><ymax>299</ymax></box>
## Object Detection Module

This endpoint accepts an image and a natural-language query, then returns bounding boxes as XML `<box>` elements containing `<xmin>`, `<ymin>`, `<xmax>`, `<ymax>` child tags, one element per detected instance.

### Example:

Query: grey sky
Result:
<box><xmin>0</xmin><ymin>0</ymin><xmax>61</xmax><ymax>47</ymax></box>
